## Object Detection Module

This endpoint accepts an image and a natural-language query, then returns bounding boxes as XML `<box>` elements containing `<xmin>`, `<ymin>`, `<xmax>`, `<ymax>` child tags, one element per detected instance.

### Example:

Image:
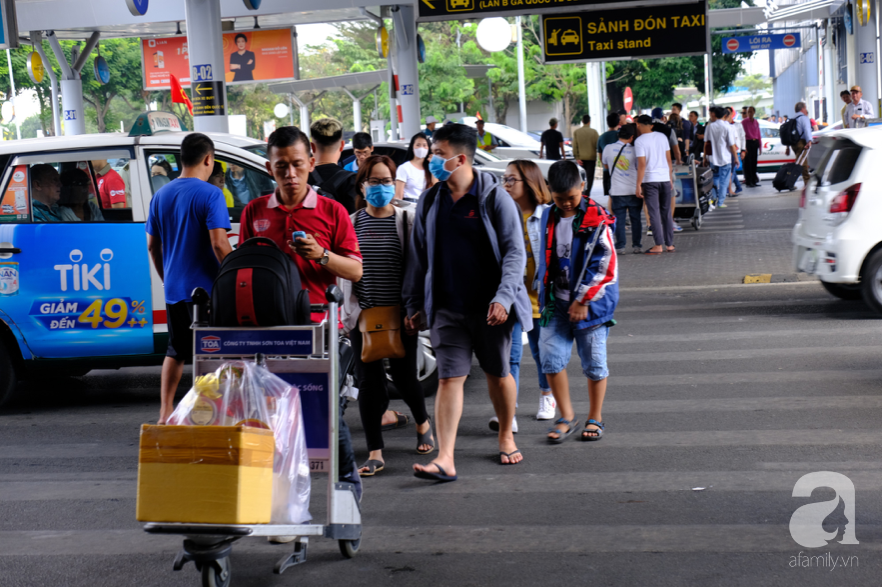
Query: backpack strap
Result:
<box><xmin>235</xmin><ymin>268</ymin><xmax>259</xmax><ymax>326</ymax></box>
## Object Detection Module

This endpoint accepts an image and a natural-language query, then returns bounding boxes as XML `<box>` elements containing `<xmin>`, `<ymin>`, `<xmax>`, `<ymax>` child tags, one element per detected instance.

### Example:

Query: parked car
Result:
<box><xmin>756</xmin><ymin>120</ymin><xmax>797</xmax><ymax>172</ymax></box>
<box><xmin>460</xmin><ymin>118</ymin><xmax>574</xmax><ymax>159</ymax></box>
<box><xmin>792</xmin><ymin>127</ymin><xmax>882</xmax><ymax>311</ymax></box>
<box><xmin>342</xmin><ymin>141</ymin><xmax>556</xmax><ymax>188</ymax></box>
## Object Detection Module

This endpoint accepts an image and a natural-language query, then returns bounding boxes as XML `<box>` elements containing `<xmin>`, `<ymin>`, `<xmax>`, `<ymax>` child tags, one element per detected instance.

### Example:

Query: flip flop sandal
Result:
<box><xmin>416</xmin><ymin>419</ymin><xmax>435</xmax><ymax>455</ymax></box>
<box><xmin>666</xmin><ymin>247</ymin><xmax>676</xmax><ymax>253</ymax></box>
<box><xmin>359</xmin><ymin>459</ymin><xmax>385</xmax><ymax>476</ymax></box>
<box><xmin>381</xmin><ymin>411</ymin><xmax>409</xmax><ymax>431</ymax></box>
<box><xmin>547</xmin><ymin>417</ymin><xmax>580</xmax><ymax>444</ymax></box>
<box><xmin>643</xmin><ymin>249</ymin><xmax>663</xmax><ymax>255</ymax></box>
<box><xmin>413</xmin><ymin>463</ymin><xmax>457</xmax><ymax>483</ymax></box>
<box><xmin>581</xmin><ymin>419</ymin><xmax>605</xmax><ymax>442</ymax></box>
<box><xmin>499</xmin><ymin>449</ymin><xmax>523</xmax><ymax>465</ymax></box>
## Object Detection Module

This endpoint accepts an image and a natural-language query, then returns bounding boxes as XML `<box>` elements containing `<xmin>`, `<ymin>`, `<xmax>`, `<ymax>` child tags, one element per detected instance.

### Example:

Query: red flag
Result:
<box><xmin>169</xmin><ymin>74</ymin><xmax>193</xmax><ymax>115</ymax></box>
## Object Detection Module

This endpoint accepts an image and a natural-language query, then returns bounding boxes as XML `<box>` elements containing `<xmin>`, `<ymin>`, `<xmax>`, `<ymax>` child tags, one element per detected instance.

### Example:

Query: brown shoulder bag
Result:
<box><xmin>358</xmin><ymin>306</ymin><xmax>405</xmax><ymax>363</ymax></box>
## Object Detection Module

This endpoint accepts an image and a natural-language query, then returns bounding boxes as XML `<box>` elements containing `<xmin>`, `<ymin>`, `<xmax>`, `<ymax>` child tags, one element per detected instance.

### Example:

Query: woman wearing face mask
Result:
<box><xmin>341</xmin><ymin>155</ymin><xmax>434</xmax><ymax>477</ymax></box>
<box><xmin>395</xmin><ymin>133</ymin><xmax>435</xmax><ymax>202</ymax></box>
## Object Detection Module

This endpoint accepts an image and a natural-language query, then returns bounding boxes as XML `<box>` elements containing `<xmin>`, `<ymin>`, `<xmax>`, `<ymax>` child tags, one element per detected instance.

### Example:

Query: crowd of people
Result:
<box><xmin>146</xmin><ymin>89</ymin><xmax>859</xmax><ymax>487</ymax></box>
<box><xmin>146</xmin><ymin>118</ymin><xmax>619</xmax><ymax>490</ymax></box>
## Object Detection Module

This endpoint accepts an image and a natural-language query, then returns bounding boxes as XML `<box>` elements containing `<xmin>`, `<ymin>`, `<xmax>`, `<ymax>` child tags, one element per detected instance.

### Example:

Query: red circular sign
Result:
<box><xmin>783</xmin><ymin>34</ymin><xmax>796</xmax><ymax>47</ymax></box>
<box><xmin>727</xmin><ymin>38</ymin><xmax>740</xmax><ymax>52</ymax></box>
<box><xmin>624</xmin><ymin>87</ymin><xmax>633</xmax><ymax>112</ymax></box>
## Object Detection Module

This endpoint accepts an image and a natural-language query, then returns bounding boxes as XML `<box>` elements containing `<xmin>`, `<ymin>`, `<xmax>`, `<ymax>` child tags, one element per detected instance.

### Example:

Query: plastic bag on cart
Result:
<box><xmin>167</xmin><ymin>361</ymin><xmax>312</xmax><ymax>524</ymax></box>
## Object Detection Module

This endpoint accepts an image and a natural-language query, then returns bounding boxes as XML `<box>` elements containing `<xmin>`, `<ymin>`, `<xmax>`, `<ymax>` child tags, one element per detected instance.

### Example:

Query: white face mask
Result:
<box><xmin>414</xmin><ymin>147</ymin><xmax>429</xmax><ymax>159</ymax></box>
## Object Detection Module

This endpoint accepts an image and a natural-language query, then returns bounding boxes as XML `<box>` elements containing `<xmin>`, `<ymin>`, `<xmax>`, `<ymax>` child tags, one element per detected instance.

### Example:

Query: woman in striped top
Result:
<box><xmin>340</xmin><ymin>155</ymin><xmax>433</xmax><ymax>477</ymax></box>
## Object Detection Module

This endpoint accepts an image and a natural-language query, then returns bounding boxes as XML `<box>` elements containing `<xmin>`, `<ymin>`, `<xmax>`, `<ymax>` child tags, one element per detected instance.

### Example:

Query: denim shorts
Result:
<box><xmin>539</xmin><ymin>304</ymin><xmax>610</xmax><ymax>381</ymax></box>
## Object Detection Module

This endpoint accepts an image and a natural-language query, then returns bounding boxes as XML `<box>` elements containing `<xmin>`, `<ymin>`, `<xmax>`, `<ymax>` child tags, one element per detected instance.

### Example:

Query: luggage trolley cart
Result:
<box><xmin>143</xmin><ymin>286</ymin><xmax>361</xmax><ymax>587</ymax></box>
<box><xmin>672</xmin><ymin>158</ymin><xmax>713</xmax><ymax>230</ymax></box>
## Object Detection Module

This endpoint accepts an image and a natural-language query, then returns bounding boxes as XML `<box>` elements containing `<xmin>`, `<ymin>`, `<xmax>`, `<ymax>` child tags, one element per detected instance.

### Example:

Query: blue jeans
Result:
<box><xmin>611</xmin><ymin>195</ymin><xmax>642</xmax><ymax>249</ymax></box>
<box><xmin>712</xmin><ymin>164</ymin><xmax>732</xmax><ymax>207</ymax></box>
<box><xmin>539</xmin><ymin>304</ymin><xmax>610</xmax><ymax>381</ymax></box>
<box><xmin>731</xmin><ymin>158</ymin><xmax>742</xmax><ymax>192</ymax></box>
<box><xmin>510</xmin><ymin>321</ymin><xmax>550</xmax><ymax>402</ymax></box>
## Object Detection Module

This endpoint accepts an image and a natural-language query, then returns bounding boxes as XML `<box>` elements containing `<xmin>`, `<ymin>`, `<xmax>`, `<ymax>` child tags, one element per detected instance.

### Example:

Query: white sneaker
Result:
<box><xmin>536</xmin><ymin>394</ymin><xmax>556</xmax><ymax>420</ymax></box>
<box><xmin>268</xmin><ymin>536</ymin><xmax>297</xmax><ymax>544</ymax></box>
<box><xmin>488</xmin><ymin>416</ymin><xmax>518</xmax><ymax>434</ymax></box>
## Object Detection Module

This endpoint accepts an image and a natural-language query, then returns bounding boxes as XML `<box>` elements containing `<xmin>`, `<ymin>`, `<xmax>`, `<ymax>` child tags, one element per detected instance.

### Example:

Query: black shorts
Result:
<box><xmin>166</xmin><ymin>301</ymin><xmax>195</xmax><ymax>362</ymax></box>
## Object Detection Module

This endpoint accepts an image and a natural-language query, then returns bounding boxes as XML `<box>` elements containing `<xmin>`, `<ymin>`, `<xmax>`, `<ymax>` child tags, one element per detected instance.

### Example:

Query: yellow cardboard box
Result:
<box><xmin>136</xmin><ymin>424</ymin><xmax>274</xmax><ymax>524</ymax></box>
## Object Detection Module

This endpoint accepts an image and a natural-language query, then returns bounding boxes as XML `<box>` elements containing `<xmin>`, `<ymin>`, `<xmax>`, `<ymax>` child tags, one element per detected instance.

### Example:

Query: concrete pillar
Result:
<box><xmin>824</xmin><ymin>27</ymin><xmax>837</xmax><ymax>123</ymax></box>
<box><xmin>184</xmin><ymin>0</ymin><xmax>228</xmax><ymax>133</ymax></box>
<box><xmin>516</xmin><ymin>16</ymin><xmax>527</xmax><ymax>133</ymax></box>
<box><xmin>60</xmin><ymin>79</ymin><xmax>86</xmax><ymax>135</ymax></box>
<box><xmin>855</xmin><ymin>15</ymin><xmax>879</xmax><ymax>108</ymax></box>
<box><xmin>846</xmin><ymin>27</ymin><xmax>857</xmax><ymax>87</ymax></box>
<box><xmin>586</xmin><ymin>62</ymin><xmax>603</xmax><ymax>134</ymax></box>
<box><xmin>392</xmin><ymin>5</ymin><xmax>420</xmax><ymax>141</ymax></box>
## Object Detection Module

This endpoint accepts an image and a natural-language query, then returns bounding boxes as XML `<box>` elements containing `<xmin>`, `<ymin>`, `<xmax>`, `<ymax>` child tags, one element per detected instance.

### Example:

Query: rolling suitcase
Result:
<box><xmin>210</xmin><ymin>237</ymin><xmax>311</xmax><ymax>327</ymax></box>
<box><xmin>773</xmin><ymin>143</ymin><xmax>811</xmax><ymax>192</ymax></box>
<box><xmin>773</xmin><ymin>163</ymin><xmax>802</xmax><ymax>192</ymax></box>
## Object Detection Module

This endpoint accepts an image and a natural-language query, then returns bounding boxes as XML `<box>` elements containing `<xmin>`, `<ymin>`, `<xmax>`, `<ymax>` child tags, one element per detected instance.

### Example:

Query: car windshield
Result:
<box><xmin>475</xmin><ymin>149</ymin><xmax>503</xmax><ymax>163</ymax></box>
<box><xmin>245</xmin><ymin>144</ymin><xmax>268</xmax><ymax>158</ymax></box>
<box><xmin>484</xmin><ymin>123</ymin><xmax>541</xmax><ymax>148</ymax></box>
<box><xmin>814</xmin><ymin>138</ymin><xmax>862</xmax><ymax>188</ymax></box>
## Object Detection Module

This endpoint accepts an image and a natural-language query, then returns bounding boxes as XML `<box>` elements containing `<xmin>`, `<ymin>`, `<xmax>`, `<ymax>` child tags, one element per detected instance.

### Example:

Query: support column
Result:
<box><xmin>586</xmin><ymin>62</ymin><xmax>603</xmax><ymax>133</ymax></box>
<box><xmin>855</xmin><ymin>14</ymin><xmax>879</xmax><ymax>109</ymax></box>
<box><xmin>392</xmin><ymin>5</ymin><xmax>420</xmax><ymax>141</ymax></box>
<box><xmin>516</xmin><ymin>16</ymin><xmax>527</xmax><ymax>132</ymax></box>
<box><xmin>31</xmin><ymin>32</ymin><xmax>60</xmax><ymax>136</ymax></box>
<box><xmin>184</xmin><ymin>0</ymin><xmax>228</xmax><ymax>133</ymax></box>
<box><xmin>704</xmin><ymin>53</ymin><xmax>713</xmax><ymax>116</ymax></box>
<box><xmin>824</xmin><ymin>25</ymin><xmax>836</xmax><ymax>123</ymax></box>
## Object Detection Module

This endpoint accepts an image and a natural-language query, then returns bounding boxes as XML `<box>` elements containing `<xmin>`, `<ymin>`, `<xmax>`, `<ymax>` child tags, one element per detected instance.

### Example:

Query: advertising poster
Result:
<box><xmin>141</xmin><ymin>28</ymin><xmax>295</xmax><ymax>90</ymax></box>
<box><xmin>0</xmin><ymin>165</ymin><xmax>30</xmax><ymax>223</ymax></box>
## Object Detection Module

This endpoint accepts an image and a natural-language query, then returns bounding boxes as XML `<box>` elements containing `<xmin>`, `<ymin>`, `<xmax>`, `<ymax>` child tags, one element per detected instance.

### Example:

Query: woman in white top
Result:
<box><xmin>395</xmin><ymin>133</ymin><xmax>435</xmax><ymax>202</ymax></box>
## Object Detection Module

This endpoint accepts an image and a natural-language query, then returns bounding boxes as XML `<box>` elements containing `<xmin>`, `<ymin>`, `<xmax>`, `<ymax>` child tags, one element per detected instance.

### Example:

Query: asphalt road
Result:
<box><xmin>2</xmin><ymin>184</ymin><xmax>880</xmax><ymax>586</ymax></box>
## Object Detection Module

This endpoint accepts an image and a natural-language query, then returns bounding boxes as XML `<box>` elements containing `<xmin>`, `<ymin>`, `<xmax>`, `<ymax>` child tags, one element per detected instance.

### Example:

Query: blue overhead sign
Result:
<box><xmin>722</xmin><ymin>33</ymin><xmax>801</xmax><ymax>54</ymax></box>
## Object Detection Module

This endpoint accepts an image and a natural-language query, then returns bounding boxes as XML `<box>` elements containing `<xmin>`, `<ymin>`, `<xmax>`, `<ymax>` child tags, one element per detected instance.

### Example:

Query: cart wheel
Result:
<box><xmin>339</xmin><ymin>538</ymin><xmax>360</xmax><ymax>559</ymax></box>
<box><xmin>201</xmin><ymin>557</ymin><xmax>231</xmax><ymax>587</ymax></box>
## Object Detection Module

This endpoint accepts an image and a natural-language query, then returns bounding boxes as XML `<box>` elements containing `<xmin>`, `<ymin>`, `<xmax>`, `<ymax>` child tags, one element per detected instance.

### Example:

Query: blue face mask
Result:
<box><xmin>429</xmin><ymin>155</ymin><xmax>458</xmax><ymax>182</ymax></box>
<box><xmin>365</xmin><ymin>183</ymin><xmax>395</xmax><ymax>207</ymax></box>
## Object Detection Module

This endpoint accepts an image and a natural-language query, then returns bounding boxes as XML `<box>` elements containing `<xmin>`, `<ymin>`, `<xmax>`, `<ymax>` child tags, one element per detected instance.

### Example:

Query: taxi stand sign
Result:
<box><xmin>542</xmin><ymin>0</ymin><xmax>708</xmax><ymax>64</ymax></box>
<box><xmin>417</xmin><ymin>0</ymin><xmax>674</xmax><ymax>22</ymax></box>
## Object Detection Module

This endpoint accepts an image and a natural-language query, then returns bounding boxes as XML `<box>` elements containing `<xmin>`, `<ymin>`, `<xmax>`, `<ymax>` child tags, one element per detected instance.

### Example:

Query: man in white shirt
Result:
<box><xmin>635</xmin><ymin>115</ymin><xmax>674</xmax><ymax>254</ymax></box>
<box><xmin>845</xmin><ymin>85</ymin><xmax>875</xmax><ymax>128</ymax></box>
<box><xmin>705</xmin><ymin>106</ymin><xmax>737</xmax><ymax>208</ymax></box>
<box><xmin>602</xmin><ymin>124</ymin><xmax>641</xmax><ymax>254</ymax></box>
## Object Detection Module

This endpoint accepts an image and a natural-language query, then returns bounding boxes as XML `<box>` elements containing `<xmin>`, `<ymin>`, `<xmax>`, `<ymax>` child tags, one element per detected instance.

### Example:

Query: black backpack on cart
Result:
<box><xmin>209</xmin><ymin>237</ymin><xmax>312</xmax><ymax>327</ymax></box>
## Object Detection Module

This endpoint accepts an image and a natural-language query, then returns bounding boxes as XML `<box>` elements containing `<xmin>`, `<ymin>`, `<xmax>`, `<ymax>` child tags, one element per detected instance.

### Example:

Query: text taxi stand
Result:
<box><xmin>542</xmin><ymin>0</ymin><xmax>708</xmax><ymax>63</ymax></box>
<box><xmin>143</xmin><ymin>287</ymin><xmax>362</xmax><ymax>585</ymax></box>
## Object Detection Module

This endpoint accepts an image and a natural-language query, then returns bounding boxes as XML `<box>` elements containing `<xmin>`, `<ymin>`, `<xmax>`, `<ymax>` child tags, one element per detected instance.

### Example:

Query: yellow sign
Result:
<box><xmin>857</xmin><ymin>0</ymin><xmax>871</xmax><ymax>25</ymax></box>
<box><xmin>447</xmin><ymin>0</ymin><xmax>474</xmax><ymax>12</ymax></box>
<box><xmin>377</xmin><ymin>26</ymin><xmax>390</xmax><ymax>59</ymax></box>
<box><xmin>545</xmin><ymin>16</ymin><xmax>583</xmax><ymax>57</ymax></box>
<box><xmin>26</xmin><ymin>51</ymin><xmax>44</xmax><ymax>84</ymax></box>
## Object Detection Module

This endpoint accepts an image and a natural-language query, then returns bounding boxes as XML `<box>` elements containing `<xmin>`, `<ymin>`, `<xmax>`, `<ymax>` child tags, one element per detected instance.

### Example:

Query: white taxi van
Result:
<box><xmin>0</xmin><ymin>131</ymin><xmax>275</xmax><ymax>406</ymax></box>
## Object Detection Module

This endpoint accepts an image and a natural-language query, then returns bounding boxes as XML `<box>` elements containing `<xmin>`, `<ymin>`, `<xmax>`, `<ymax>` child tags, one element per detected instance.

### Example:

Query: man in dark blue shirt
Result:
<box><xmin>404</xmin><ymin>124</ymin><xmax>533</xmax><ymax>481</ymax></box>
<box><xmin>146</xmin><ymin>133</ymin><xmax>232</xmax><ymax>424</ymax></box>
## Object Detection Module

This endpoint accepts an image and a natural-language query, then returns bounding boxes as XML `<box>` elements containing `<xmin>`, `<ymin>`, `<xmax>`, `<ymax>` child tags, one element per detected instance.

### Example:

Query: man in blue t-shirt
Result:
<box><xmin>146</xmin><ymin>133</ymin><xmax>232</xmax><ymax>424</ymax></box>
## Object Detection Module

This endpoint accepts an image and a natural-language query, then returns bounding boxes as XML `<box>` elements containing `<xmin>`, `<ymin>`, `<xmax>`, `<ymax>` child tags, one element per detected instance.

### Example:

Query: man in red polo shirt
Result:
<box><xmin>239</xmin><ymin>126</ymin><xmax>363</xmax><ymax>524</ymax></box>
<box><xmin>91</xmin><ymin>159</ymin><xmax>127</xmax><ymax>208</ymax></box>
<box><xmin>239</xmin><ymin>126</ymin><xmax>362</xmax><ymax>302</ymax></box>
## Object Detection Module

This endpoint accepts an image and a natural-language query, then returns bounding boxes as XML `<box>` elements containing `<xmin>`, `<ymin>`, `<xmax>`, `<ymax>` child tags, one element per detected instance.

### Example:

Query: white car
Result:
<box><xmin>461</xmin><ymin>118</ymin><xmax>574</xmax><ymax>159</ymax></box>
<box><xmin>342</xmin><ymin>142</ymin><xmax>555</xmax><ymax>185</ymax></box>
<box><xmin>792</xmin><ymin>127</ymin><xmax>881</xmax><ymax>311</ymax></box>
<box><xmin>756</xmin><ymin>120</ymin><xmax>796</xmax><ymax>172</ymax></box>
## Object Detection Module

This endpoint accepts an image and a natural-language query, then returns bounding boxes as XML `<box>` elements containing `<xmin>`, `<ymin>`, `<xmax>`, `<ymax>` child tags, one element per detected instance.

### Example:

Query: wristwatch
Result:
<box><xmin>317</xmin><ymin>248</ymin><xmax>330</xmax><ymax>266</ymax></box>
